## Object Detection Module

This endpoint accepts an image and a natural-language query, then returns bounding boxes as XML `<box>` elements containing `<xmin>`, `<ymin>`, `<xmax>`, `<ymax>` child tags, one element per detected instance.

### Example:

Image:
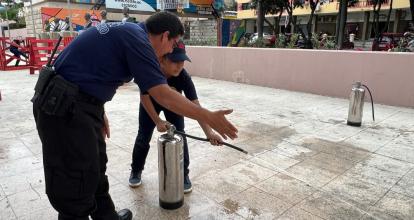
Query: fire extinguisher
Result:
<box><xmin>347</xmin><ymin>82</ymin><xmax>375</xmax><ymax>127</ymax></box>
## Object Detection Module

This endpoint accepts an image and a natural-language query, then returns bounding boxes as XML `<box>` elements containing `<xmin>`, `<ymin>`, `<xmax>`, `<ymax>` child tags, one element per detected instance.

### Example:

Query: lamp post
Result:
<box><xmin>0</xmin><ymin>4</ymin><xmax>11</xmax><ymax>38</ymax></box>
<box><xmin>67</xmin><ymin>0</ymin><xmax>72</xmax><ymax>31</ymax></box>
<box><xmin>29</xmin><ymin>0</ymin><xmax>36</xmax><ymax>36</ymax></box>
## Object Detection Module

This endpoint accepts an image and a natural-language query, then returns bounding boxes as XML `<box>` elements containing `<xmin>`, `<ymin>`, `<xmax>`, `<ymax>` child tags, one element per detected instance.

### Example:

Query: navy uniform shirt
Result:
<box><xmin>54</xmin><ymin>22</ymin><xmax>167</xmax><ymax>102</ymax></box>
<box><xmin>142</xmin><ymin>69</ymin><xmax>198</xmax><ymax>101</ymax></box>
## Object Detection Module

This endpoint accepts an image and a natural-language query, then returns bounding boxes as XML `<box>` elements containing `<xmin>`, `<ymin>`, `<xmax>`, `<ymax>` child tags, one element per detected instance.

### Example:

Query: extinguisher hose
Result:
<box><xmin>362</xmin><ymin>84</ymin><xmax>375</xmax><ymax>121</ymax></box>
<box><xmin>174</xmin><ymin>130</ymin><xmax>248</xmax><ymax>154</ymax></box>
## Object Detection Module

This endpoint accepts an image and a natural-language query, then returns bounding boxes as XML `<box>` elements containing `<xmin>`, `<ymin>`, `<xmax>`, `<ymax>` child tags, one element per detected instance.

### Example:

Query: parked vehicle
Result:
<box><xmin>372</xmin><ymin>33</ymin><xmax>403</xmax><ymax>51</ymax></box>
<box><xmin>248</xmin><ymin>33</ymin><xmax>276</xmax><ymax>46</ymax></box>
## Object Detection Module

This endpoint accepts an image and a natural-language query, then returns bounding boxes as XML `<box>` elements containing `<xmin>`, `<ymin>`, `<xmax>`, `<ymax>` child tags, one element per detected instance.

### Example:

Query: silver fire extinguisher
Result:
<box><xmin>158</xmin><ymin>125</ymin><xmax>184</xmax><ymax>210</ymax></box>
<box><xmin>347</xmin><ymin>82</ymin><xmax>375</xmax><ymax>127</ymax></box>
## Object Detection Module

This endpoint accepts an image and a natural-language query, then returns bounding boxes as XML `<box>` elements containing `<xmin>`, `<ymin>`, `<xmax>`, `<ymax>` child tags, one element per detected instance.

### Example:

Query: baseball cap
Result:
<box><xmin>166</xmin><ymin>40</ymin><xmax>191</xmax><ymax>62</ymax></box>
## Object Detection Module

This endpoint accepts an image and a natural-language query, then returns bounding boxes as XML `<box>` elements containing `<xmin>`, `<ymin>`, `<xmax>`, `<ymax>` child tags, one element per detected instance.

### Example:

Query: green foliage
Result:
<box><xmin>275</xmin><ymin>33</ymin><xmax>286</xmax><ymax>48</ymax></box>
<box><xmin>183</xmin><ymin>38</ymin><xmax>217</xmax><ymax>46</ymax></box>
<box><xmin>311</xmin><ymin>33</ymin><xmax>321</xmax><ymax>49</ymax></box>
<box><xmin>9</xmin><ymin>22</ymin><xmax>25</xmax><ymax>29</ymax></box>
<box><xmin>287</xmin><ymin>33</ymin><xmax>299</xmax><ymax>48</ymax></box>
<box><xmin>250</xmin><ymin>0</ymin><xmax>284</xmax><ymax>15</ymax></box>
<box><xmin>243</xmin><ymin>32</ymin><xmax>338</xmax><ymax>50</ymax></box>
<box><xmin>0</xmin><ymin>2</ymin><xmax>25</xmax><ymax>29</ymax></box>
<box><xmin>0</xmin><ymin>2</ymin><xmax>23</xmax><ymax>22</ymax></box>
<box><xmin>250</xmin><ymin>0</ymin><xmax>305</xmax><ymax>15</ymax></box>
<box><xmin>323</xmin><ymin>39</ymin><xmax>336</xmax><ymax>50</ymax></box>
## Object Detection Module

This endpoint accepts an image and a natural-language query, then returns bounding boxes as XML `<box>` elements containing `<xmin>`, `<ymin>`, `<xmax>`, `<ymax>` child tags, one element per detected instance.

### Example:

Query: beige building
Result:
<box><xmin>236</xmin><ymin>0</ymin><xmax>412</xmax><ymax>40</ymax></box>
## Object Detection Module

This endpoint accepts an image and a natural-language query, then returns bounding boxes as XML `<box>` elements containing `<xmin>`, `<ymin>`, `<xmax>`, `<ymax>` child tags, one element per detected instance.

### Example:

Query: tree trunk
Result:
<box><xmin>384</xmin><ymin>0</ymin><xmax>393</xmax><ymax>33</ymax></box>
<box><xmin>338</xmin><ymin>0</ymin><xmax>349</xmax><ymax>49</ymax></box>
<box><xmin>372</xmin><ymin>1</ymin><xmax>382</xmax><ymax>51</ymax></box>
<box><xmin>305</xmin><ymin>0</ymin><xmax>319</xmax><ymax>49</ymax></box>
<box><xmin>288</xmin><ymin>12</ymin><xmax>294</xmax><ymax>32</ymax></box>
<box><xmin>264</xmin><ymin>18</ymin><xmax>274</xmax><ymax>33</ymax></box>
<box><xmin>286</xmin><ymin>4</ymin><xmax>293</xmax><ymax>33</ymax></box>
<box><xmin>292</xmin><ymin>16</ymin><xmax>297</xmax><ymax>33</ymax></box>
<box><xmin>273</xmin><ymin>17</ymin><xmax>279</xmax><ymax>35</ymax></box>
<box><xmin>276</xmin><ymin>10</ymin><xmax>283</xmax><ymax>34</ymax></box>
<box><xmin>306</xmin><ymin>12</ymin><xmax>315</xmax><ymax>48</ymax></box>
<box><xmin>256</xmin><ymin>0</ymin><xmax>264</xmax><ymax>39</ymax></box>
<box><xmin>410</xmin><ymin>0</ymin><xmax>414</xmax><ymax>22</ymax></box>
<box><xmin>335</xmin><ymin>0</ymin><xmax>343</xmax><ymax>43</ymax></box>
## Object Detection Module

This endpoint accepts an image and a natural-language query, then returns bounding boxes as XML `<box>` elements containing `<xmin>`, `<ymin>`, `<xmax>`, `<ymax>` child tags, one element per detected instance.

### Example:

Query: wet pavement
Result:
<box><xmin>0</xmin><ymin>70</ymin><xmax>413</xmax><ymax>219</ymax></box>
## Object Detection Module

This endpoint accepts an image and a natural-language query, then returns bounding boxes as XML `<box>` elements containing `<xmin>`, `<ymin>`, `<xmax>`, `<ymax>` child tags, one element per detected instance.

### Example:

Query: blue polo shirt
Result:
<box><xmin>142</xmin><ymin>69</ymin><xmax>198</xmax><ymax>101</ymax></box>
<box><xmin>54</xmin><ymin>22</ymin><xmax>167</xmax><ymax>102</ymax></box>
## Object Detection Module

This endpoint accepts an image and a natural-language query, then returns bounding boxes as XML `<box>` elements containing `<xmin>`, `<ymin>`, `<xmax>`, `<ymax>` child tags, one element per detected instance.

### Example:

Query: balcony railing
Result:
<box><xmin>336</xmin><ymin>0</ymin><xmax>390</xmax><ymax>9</ymax></box>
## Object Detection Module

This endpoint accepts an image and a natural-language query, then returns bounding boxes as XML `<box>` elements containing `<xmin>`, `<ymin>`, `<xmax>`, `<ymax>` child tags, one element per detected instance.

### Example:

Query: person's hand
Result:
<box><xmin>156</xmin><ymin>120</ymin><xmax>169</xmax><ymax>132</ymax></box>
<box><xmin>102</xmin><ymin>112</ymin><xmax>110</xmax><ymax>139</ymax></box>
<box><xmin>204</xmin><ymin>109</ymin><xmax>238</xmax><ymax>140</ymax></box>
<box><xmin>206</xmin><ymin>131</ymin><xmax>223</xmax><ymax>146</ymax></box>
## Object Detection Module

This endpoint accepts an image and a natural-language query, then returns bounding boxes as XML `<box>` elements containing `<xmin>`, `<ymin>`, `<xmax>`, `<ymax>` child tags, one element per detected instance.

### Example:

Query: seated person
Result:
<box><xmin>9</xmin><ymin>39</ymin><xmax>28</xmax><ymax>66</ymax></box>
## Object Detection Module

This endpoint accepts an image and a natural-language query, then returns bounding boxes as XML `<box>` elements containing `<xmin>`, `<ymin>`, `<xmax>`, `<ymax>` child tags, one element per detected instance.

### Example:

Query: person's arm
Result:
<box><xmin>180</xmin><ymin>72</ymin><xmax>223</xmax><ymax>145</ymax></box>
<box><xmin>148</xmin><ymin>84</ymin><xmax>237</xmax><ymax>140</ymax></box>
<box><xmin>140</xmin><ymin>94</ymin><xmax>169</xmax><ymax>132</ymax></box>
<box><xmin>192</xmin><ymin>99</ymin><xmax>223</xmax><ymax>145</ymax></box>
<box><xmin>123</xmin><ymin>29</ymin><xmax>237</xmax><ymax>140</ymax></box>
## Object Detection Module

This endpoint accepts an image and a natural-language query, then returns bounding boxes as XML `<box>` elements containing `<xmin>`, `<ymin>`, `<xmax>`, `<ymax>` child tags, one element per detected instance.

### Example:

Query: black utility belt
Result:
<box><xmin>76</xmin><ymin>91</ymin><xmax>104</xmax><ymax>106</ymax></box>
<box><xmin>32</xmin><ymin>67</ymin><xmax>103</xmax><ymax>117</ymax></box>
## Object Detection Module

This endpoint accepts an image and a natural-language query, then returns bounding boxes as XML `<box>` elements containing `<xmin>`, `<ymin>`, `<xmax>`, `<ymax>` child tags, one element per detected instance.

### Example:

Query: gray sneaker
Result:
<box><xmin>184</xmin><ymin>175</ymin><xmax>192</xmax><ymax>193</ymax></box>
<box><xmin>129</xmin><ymin>170</ymin><xmax>142</xmax><ymax>188</ymax></box>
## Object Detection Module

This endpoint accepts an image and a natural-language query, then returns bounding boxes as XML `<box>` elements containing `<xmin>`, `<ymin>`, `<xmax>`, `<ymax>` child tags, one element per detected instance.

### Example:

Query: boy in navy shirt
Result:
<box><xmin>129</xmin><ymin>41</ymin><xmax>222</xmax><ymax>193</ymax></box>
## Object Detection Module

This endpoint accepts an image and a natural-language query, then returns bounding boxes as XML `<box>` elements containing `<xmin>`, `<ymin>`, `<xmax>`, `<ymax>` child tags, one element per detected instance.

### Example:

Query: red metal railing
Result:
<box><xmin>0</xmin><ymin>36</ymin><xmax>75</xmax><ymax>74</ymax></box>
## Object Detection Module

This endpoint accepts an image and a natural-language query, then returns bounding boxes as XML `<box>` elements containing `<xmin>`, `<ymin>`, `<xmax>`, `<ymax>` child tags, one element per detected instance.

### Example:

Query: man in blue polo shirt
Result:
<box><xmin>33</xmin><ymin>12</ymin><xmax>238</xmax><ymax>220</ymax></box>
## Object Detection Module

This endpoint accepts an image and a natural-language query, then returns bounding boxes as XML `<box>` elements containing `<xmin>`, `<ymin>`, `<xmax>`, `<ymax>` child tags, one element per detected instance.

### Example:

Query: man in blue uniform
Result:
<box><xmin>129</xmin><ymin>41</ymin><xmax>223</xmax><ymax>193</ymax></box>
<box><xmin>32</xmin><ymin>12</ymin><xmax>237</xmax><ymax>220</ymax></box>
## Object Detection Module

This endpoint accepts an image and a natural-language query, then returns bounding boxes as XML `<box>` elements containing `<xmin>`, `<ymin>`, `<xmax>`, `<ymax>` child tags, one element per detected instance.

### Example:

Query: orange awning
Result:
<box><xmin>190</xmin><ymin>0</ymin><xmax>214</xmax><ymax>6</ymax></box>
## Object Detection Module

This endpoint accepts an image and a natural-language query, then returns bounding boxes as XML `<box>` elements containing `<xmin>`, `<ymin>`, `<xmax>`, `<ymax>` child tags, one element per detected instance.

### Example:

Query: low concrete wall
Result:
<box><xmin>1</xmin><ymin>28</ymin><xmax>28</xmax><ymax>38</ymax></box>
<box><xmin>185</xmin><ymin>46</ymin><xmax>414</xmax><ymax>108</ymax></box>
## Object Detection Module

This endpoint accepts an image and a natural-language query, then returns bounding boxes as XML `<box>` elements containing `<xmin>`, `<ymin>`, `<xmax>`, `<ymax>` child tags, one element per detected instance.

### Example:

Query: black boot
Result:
<box><xmin>117</xmin><ymin>209</ymin><xmax>132</xmax><ymax>220</ymax></box>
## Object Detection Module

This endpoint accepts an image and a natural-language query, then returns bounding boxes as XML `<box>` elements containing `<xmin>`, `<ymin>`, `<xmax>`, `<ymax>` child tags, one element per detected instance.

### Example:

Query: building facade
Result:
<box><xmin>236</xmin><ymin>0</ymin><xmax>412</xmax><ymax>40</ymax></box>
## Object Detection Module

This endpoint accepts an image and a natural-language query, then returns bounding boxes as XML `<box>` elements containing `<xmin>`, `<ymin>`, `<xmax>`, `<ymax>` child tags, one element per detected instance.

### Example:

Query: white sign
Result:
<box><xmin>196</xmin><ymin>6</ymin><xmax>213</xmax><ymax>15</ymax></box>
<box><xmin>157</xmin><ymin>0</ymin><xmax>189</xmax><ymax>10</ymax></box>
<box><xmin>106</xmin><ymin>0</ymin><xmax>156</xmax><ymax>12</ymax></box>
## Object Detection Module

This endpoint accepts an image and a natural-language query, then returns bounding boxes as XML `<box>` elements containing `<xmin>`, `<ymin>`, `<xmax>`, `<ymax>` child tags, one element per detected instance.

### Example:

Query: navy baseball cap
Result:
<box><xmin>166</xmin><ymin>40</ymin><xmax>191</xmax><ymax>62</ymax></box>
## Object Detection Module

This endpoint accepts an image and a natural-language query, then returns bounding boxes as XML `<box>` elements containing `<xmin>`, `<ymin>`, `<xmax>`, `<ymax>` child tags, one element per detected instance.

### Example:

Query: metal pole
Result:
<box><xmin>67</xmin><ymin>0</ymin><xmax>72</xmax><ymax>31</ymax></box>
<box><xmin>29</xmin><ymin>0</ymin><xmax>36</xmax><ymax>37</ymax></box>
<box><xmin>5</xmin><ymin>6</ymin><xmax>10</xmax><ymax>38</ymax></box>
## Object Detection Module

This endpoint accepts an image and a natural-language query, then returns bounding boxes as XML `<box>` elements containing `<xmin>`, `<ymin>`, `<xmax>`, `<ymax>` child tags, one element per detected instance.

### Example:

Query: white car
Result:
<box><xmin>248</xmin><ymin>33</ymin><xmax>275</xmax><ymax>45</ymax></box>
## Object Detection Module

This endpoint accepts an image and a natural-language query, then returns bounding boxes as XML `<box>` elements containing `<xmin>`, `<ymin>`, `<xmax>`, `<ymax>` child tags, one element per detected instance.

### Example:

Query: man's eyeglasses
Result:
<box><xmin>172</xmin><ymin>39</ymin><xmax>179</xmax><ymax>48</ymax></box>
